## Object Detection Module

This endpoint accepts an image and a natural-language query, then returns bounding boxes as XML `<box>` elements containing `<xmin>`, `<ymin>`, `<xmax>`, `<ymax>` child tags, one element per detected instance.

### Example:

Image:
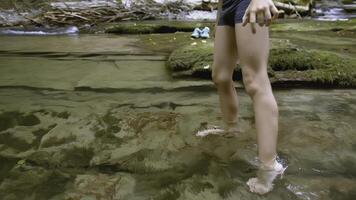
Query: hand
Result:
<box><xmin>242</xmin><ymin>0</ymin><xmax>279</xmax><ymax>34</ymax></box>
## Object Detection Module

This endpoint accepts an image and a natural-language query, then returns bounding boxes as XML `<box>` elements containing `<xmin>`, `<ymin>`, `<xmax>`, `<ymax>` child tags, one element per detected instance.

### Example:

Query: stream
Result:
<box><xmin>0</xmin><ymin>30</ymin><xmax>355</xmax><ymax>199</ymax></box>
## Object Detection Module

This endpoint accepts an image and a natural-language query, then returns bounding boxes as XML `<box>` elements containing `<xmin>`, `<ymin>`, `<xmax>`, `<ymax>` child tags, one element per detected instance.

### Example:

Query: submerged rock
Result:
<box><xmin>0</xmin><ymin>164</ymin><xmax>70</xmax><ymax>200</ymax></box>
<box><xmin>0</xmin><ymin>87</ymin><xmax>356</xmax><ymax>199</ymax></box>
<box><xmin>64</xmin><ymin>173</ymin><xmax>136</xmax><ymax>200</ymax></box>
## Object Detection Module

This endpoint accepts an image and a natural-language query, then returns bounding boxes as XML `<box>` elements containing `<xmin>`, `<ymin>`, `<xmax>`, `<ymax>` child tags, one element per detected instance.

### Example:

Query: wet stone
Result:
<box><xmin>0</xmin><ymin>111</ymin><xmax>40</xmax><ymax>132</ymax></box>
<box><xmin>0</xmin><ymin>164</ymin><xmax>71</xmax><ymax>200</ymax></box>
<box><xmin>64</xmin><ymin>173</ymin><xmax>136</xmax><ymax>200</ymax></box>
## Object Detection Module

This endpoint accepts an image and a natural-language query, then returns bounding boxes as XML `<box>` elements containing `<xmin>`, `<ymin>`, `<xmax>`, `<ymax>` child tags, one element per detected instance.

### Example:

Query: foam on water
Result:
<box><xmin>177</xmin><ymin>10</ymin><xmax>217</xmax><ymax>21</ymax></box>
<box><xmin>0</xmin><ymin>26</ymin><xmax>79</xmax><ymax>35</ymax></box>
<box><xmin>50</xmin><ymin>0</ymin><xmax>117</xmax><ymax>10</ymax></box>
<box><xmin>314</xmin><ymin>7</ymin><xmax>356</xmax><ymax>21</ymax></box>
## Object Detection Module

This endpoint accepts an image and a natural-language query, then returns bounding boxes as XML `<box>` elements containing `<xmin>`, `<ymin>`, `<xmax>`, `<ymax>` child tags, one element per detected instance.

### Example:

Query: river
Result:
<box><xmin>0</xmin><ymin>29</ymin><xmax>355</xmax><ymax>199</ymax></box>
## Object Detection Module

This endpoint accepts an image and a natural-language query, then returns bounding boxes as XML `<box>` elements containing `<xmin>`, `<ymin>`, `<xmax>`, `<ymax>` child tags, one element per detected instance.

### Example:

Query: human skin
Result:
<box><xmin>242</xmin><ymin>0</ymin><xmax>279</xmax><ymax>33</ymax></box>
<box><xmin>212</xmin><ymin>0</ymin><xmax>279</xmax><ymax>166</ymax></box>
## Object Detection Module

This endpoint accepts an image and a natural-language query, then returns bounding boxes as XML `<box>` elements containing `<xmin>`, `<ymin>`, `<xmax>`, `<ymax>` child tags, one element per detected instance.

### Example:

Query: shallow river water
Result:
<box><xmin>0</xmin><ymin>33</ymin><xmax>355</xmax><ymax>200</ymax></box>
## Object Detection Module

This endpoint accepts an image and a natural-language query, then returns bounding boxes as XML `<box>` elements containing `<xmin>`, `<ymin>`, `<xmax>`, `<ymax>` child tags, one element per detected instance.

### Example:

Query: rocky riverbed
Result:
<box><xmin>0</xmin><ymin>24</ymin><xmax>356</xmax><ymax>199</ymax></box>
<box><xmin>0</xmin><ymin>1</ymin><xmax>356</xmax><ymax>199</ymax></box>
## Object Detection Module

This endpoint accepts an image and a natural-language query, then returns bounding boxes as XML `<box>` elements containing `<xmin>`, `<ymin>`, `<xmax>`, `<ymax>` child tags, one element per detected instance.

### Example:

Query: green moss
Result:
<box><xmin>139</xmin><ymin>32</ymin><xmax>197</xmax><ymax>54</ymax></box>
<box><xmin>269</xmin><ymin>47</ymin><xmax>347</xmax><ymax>71</ymax></box>
<box><xmin>167</xmin><ymin>40</ymin><xmax>356</xmax><ymax>87</ymax></box>
<box><xmin>167</xmin><ymin>42</ymin><xmax>214</xmax><ymax>71</ymax></box>
<box><xmin>270</xmin><ymin>18</ymin><xmax>356</xmax><ymax>32</ymax></box>
<box><xmin>341</xmin><ymin>0</ymin><xmax>353</xmax><ymax>5</ymax></box>
<box><xmin>307</xmin><ymin>60</ymin><xmax>356</xmax><ymax>87</ymax></box>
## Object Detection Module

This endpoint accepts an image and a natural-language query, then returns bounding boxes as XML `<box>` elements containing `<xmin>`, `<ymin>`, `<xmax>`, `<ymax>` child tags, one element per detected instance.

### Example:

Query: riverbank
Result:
<box><xmin>0</xmin><ymin>18</ymin><xmax>355</xmax><ymax>88</ymax></box>
<box><xmin>0</xmin><ymin>0</ymin><xmax>342</xmax><ymax>28</ymax></box>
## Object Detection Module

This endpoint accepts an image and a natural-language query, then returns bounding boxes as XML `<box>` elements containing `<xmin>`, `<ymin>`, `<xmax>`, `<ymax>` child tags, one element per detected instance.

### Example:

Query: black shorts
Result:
<box><xmin>217</xmin><ymin>0</ymin><xmax>251</xmax><ymax>27</ymax></box>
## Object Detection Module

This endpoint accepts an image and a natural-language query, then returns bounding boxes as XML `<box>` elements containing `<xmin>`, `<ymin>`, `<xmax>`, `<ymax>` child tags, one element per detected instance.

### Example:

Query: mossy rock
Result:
<box><xmin>167</xmin><ymin>40</ymin><xmax>356</xmax><ymax>87</ymax></box>
<box><xmin>270</xmin><ymin>18</ymin><xmax>356</xmax><ymax>32</ymax></box>
<box><xmin>341</xmin><ymin>0</ymin><xmax>353</xmax><ymax>5</ymax></box>
<box><xmin>167</xmin><ymin>41</ymin><xmax>244</xmax><ymax>80</ymax></box>
<box><xmin>269</xmin><ymin>47</ymin><xmax>347</xmax><ymax>71</ymax></box>
<box><xmin>106</xmin><ymin>22</ymin><xmax>213</xmax><ymax>34</ymax></box>
<box><xmin>168</xmin><ymin>41</ymin><xmax>214</xmax><ymax>71</ymax></box>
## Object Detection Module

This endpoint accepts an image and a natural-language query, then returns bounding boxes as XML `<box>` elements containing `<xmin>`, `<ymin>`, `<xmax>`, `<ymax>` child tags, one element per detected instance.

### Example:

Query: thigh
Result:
<box><xmin>234</xmin><ymin>24</ymin><xmax>269</xmax><ymax>79</ymax></box>
<box><xmin>212</xmin><ymin>25</ymin><xmax>238</xmax><ymax>79</ymax></box>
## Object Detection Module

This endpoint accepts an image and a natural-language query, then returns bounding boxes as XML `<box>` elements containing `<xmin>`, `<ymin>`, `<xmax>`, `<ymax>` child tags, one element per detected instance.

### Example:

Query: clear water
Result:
<box><xmin>0</xmin><ymin>33</ymin><xmax>355</xmax><ymax>200</ymax></box>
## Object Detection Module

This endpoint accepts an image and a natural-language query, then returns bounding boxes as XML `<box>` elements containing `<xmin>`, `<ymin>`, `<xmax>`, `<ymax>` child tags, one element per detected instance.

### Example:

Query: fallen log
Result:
<box><xmin>274</xmin><ymin>1</ymin><xmax>310</xmax><ymax>16</ymax></box>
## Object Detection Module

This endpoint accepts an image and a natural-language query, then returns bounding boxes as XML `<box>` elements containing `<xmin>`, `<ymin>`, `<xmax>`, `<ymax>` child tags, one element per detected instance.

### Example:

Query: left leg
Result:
<box><xmin>234</xmin><ymin>23</ymin><xmax>278</xmax><ymax>166</ymax></box>
<box><xmin>235</xmin><ymin>20</ymin><xmax>286</xmax><ymax>195</ymax></box>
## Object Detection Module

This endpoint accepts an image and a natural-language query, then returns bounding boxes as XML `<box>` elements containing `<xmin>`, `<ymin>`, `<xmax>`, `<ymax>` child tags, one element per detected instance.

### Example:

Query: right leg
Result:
<box><xmin>211</xmin><ymin>25</ymin><xmax>239</xmax><ymax>133</ymax></box>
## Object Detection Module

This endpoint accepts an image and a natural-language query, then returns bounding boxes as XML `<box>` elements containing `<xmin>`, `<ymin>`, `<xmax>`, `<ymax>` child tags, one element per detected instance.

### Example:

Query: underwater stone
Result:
<box><xmin>0</xmin><ymin>111</ymin><xmax>40</xmax><ymax>132</ymax></box>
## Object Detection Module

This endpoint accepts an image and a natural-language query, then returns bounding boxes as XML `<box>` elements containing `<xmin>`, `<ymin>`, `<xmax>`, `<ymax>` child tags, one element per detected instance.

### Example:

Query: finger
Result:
<box><xmin>249</xmin><ymin>11</ymin><xmax>256</xmax><ymax>33</ymax></box>
<box><xmin>257</xmin><ymin>12</ymin><xmax>264</xmax><ymax>27</ymax></box>
<box><xmin>242</xmin><ymin>5</ymin><xmax>251</xmax><ymax>26</ymax></box>
<box><xmin>264</xmin><ymin>7</ymin><xmax>272</xmax><ymax>26</ymax></box>
<box><xmin>242</xmin><ymin>10</ymin><xmax>250</xmax><ymax>26</ymax></box>
<box><xmin>250</xmin><ymin>23</ymin><xmax>256</xmax><ymax>34</ymax></box>
<box><xmin>270</xmin><ymin>4</ymin><xmax>279</xmax><ymax>20</ymax></box>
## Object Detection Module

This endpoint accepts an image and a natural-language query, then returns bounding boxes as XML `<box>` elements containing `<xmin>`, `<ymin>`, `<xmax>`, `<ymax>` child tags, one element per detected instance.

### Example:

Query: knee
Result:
<box><xmin>211</xmin><ymin>61</ymin><xmax>234</xmax><ymax>86</ymax></box>
<box><xmin>212</xmin><ymin>72</ymin><xmax>232</xmax><ymax>86</ymax></box>
<box><xmin>243</xmin><ymin>75</ymin><xmax>260</xmax><ymax>97</ymax></box>
<box><xmin>243</xmin><ymin>74</ymin><xmax>279</xmax><ymax>114</ymax></box>
<box><xmin>242</xmin><ymin>65</ymin><xmax>269</xmax><ymax>97</ymax></box>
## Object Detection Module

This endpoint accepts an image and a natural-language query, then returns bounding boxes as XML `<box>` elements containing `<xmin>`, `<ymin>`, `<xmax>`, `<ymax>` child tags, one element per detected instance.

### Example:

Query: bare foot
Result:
<box><xmin>222</xmin><ymin>122</ymin><xmax>241</xmax><ymax>138</ymax></box>
<box><xmin>246</xmin><ymin>159</ymin><xmax>287</xmax><ymax>195</ymax></box>
<box><xmin>195</xmin><ymin>122</ymin><xmax>241</xmax><ymax>138</ymax></box>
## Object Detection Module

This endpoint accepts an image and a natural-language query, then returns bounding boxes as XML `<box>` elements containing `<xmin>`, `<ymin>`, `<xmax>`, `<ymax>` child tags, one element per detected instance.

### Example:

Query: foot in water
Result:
<box><xmin>195</xmin><ymin>121</ymin><xmax>241</xmax><ymax>137</ymax></box>
<box><xmin>246</xmin><ymin>157</ymin><xmax>288</xmax><ymax>195</ymax></box>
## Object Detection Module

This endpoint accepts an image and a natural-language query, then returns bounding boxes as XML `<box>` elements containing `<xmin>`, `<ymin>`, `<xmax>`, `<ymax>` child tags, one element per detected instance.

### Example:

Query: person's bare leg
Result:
<box><xmin>234</xmin><ymin>23</ymin><xmax>286</xmax><ymax>194</ymax></box>
<box><xmin>234</xmin><ymin>23</ymin><xmax>278</xmax><ymax>165</ymax></box>
<box><xmin>211</xmin><ymin>25</ymin><xmax>240</xmax><ymax>134</ymax></box>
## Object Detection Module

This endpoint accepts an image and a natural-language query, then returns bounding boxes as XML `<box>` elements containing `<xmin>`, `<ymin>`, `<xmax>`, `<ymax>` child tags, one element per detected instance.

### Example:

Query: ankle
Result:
<box><xmin>224</xmin><ymin>121</ymin><xmax>240</xmax><ymax>135</ymax></box>
<box><xmin>259</xmin><ymin>155</ymin><xmax>278</xmax><ymax>170</ymax></box>
<box><xmin>224</xmin><ymin>120</ymin><xmax>238</xmax><ymax>129</ymax></box>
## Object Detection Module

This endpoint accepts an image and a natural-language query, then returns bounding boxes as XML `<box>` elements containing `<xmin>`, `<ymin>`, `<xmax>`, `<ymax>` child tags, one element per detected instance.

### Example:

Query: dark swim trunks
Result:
<box><xmin>217</xmin><ymin>0</ymin><xmax>251</xmax><ymax>27</ymax></box>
